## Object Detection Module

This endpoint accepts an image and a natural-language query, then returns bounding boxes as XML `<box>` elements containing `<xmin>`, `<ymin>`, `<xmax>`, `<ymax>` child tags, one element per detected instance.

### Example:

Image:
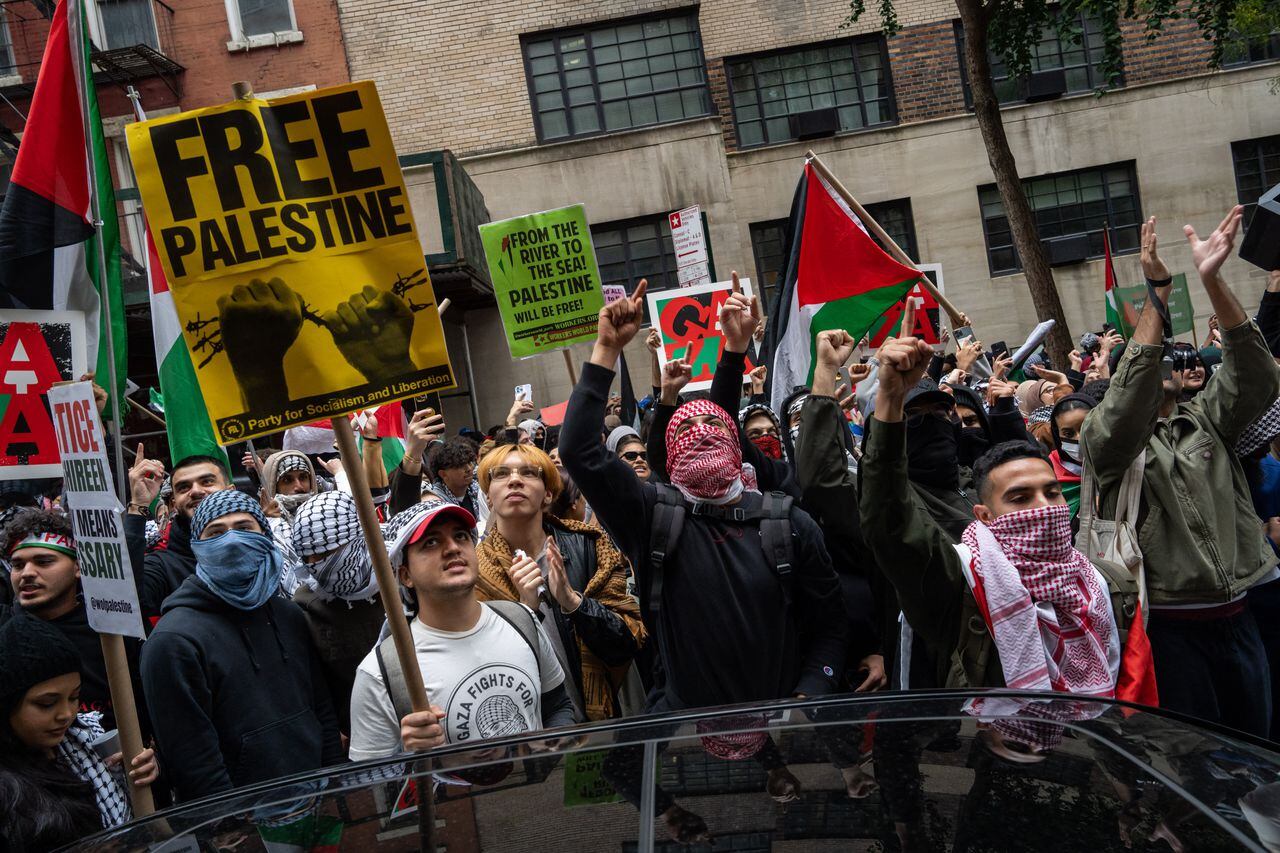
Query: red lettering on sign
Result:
<box><xmin>0</xmin><ymin>393</ymin><xmax>60</xmax><ymax>466</ymax></box>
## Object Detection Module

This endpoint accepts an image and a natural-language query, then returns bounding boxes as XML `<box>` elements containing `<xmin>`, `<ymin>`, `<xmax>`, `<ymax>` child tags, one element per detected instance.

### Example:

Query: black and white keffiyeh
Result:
<box><xmin>1237</xmin><ymin>397</ymin><xmax>1280</xmax><ymax>456</ymax></box>
<box><xmin>290</xmin><ymin>491</ymin><xmax>377</xmax><ymax>601</ymax></box>
<box><xmin>59</xmin><ymin>712</ymin><xmax>131</xmax><ymax>829</ymax></box>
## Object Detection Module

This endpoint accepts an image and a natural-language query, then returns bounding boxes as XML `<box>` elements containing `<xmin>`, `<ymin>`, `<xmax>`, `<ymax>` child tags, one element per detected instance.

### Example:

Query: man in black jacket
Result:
<box><xmin>125</xmin><ymin>449</ymin><xmax>234</xmax><ymax>620</ymax></box>
<box><xmin>140</xmin><ymin>489</ymin><xmax>343</xmax><ymax>802</ymax></box>
<box><xmin>563</xmin><ymin>281</ymin><xmax>847</xmax><ymax>841</ymax></box>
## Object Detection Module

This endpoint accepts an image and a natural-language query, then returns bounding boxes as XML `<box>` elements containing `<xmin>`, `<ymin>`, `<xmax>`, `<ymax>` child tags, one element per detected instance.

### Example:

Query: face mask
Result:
<box><xmin>751</xmin><ymin>434</ymin><xmax>784</xmax><ymax>460</ymax></box>
<box><xmin>669</xmin><ymin>422</ymin><xmax>743</xmax><ymax>504</ymax></box>
<box><xmin>273</xmin><ymin>492</ymin><xmax>310</xmax><ymax>517</ymax></box>
<box><xmin>192</xmin><ymin>529</ymin><xmax>283</xmax><ymax>611</ymax></box>
<box><xmin>958</xmin><ymin>426</ymin><xmax>991</xmax><ymax>467</ymax></box>
<box><xmin>1058</xmin><ymin>440</ymin><xmax>1081</xmax><ymax>463</ymax></box>
<box><xmin>906</xmin><ymin>415</ymin><xmax>960</xmax><ymax>490</ymax></box>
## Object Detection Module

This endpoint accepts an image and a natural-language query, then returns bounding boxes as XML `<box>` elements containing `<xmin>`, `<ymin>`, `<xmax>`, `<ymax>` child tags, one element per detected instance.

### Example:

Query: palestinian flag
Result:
<box><xmin>129</xmin><ymin>95</ymin><xmax>226</xmax><ymax>466</ymax></box>
<box><xmin>1103</xmin><ymin>226</ymin><xmax>1123</xmax><ymax>333</ymax></box>
<box><xmin>352</xmin><ymin>402</ymin><xmax>408</xmax><ymax>473</ymax></box>
<box><xmin>0</xmin><ymin>0</ymin><xmax>125</xmax><ymax>402</ymax></box>
<box><xmin>763</xmin><ymin>162</ymin><xmax>923</xmax><ymax>413</ymax></box>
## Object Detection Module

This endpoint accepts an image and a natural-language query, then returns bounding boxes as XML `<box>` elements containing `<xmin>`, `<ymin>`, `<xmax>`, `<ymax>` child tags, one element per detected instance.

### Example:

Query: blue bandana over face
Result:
<box><xmin>190</xmin><ymin>489</ymin><xmax>281</xmax><ymax>610</ymax></box>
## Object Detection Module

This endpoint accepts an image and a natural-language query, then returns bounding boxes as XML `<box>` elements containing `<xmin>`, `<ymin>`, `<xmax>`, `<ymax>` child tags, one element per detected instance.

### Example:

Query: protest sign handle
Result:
<box><xmin>99</xmin><ymin>633</ymin><xmax>154</xmax><ymax>817</ymax></box>
<box><xmin>562</xmin><ymin>350</ymin><xmax>578</xmax><ymax>386</ymax></box>
<box><xmin>333</xmin><ymin>423</ymin><xmax>430</xmax><ymax>712</ymax></box>
<box><xmin>804</xmin><ymin>150</ymin><xmax>967</xmax><ymax>329</ymax></box>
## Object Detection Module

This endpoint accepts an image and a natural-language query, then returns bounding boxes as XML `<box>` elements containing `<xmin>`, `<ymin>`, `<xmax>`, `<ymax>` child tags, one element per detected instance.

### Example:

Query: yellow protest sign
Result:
<box><xmin>126</xmin><ymin>81</ymin><xmax>455</xmax><ymax>443</ymax></box>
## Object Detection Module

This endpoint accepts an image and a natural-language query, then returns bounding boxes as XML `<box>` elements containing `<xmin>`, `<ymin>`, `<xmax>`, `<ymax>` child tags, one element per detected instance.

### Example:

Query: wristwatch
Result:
<box><xmin>127</xmin><ymin>502</ymin><xmax>152</xmax><ymax>518</ymax></box>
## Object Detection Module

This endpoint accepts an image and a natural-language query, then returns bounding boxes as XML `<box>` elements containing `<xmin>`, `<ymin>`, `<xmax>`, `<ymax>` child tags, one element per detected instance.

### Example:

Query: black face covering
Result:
<box><xmin>906</xmin><ymin>414</ymin><xmax>961</xmax><ymax>489</ymax></box>
<box><xmin>958</xmin><ymin>426</ymin><xmax>991</xmax><ymax>468</ymax></box>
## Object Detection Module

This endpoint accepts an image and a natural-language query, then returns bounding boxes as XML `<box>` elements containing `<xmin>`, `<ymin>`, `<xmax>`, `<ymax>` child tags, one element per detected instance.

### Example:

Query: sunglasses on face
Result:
<box><xmin>621</xmin><ymin>450</ymin><xmax>648</xmax><ymax>463</ymax></box>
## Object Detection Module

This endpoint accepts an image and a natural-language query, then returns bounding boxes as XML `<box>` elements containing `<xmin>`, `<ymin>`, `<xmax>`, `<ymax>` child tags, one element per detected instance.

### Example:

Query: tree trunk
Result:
<box><xmin>957</xmin><ymin>0</ymin><xmax>1074</xmax><ymax>370</ymax></box>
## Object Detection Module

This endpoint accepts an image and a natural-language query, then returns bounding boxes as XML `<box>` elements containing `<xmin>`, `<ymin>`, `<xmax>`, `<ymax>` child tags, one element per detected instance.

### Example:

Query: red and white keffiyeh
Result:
<box><xmin>961</xmin><ymin>503</ymin><xmax>1116</xmax><ymax>697</ymax></box>
<box><xmin>666</xmin><ymin>400</ymin><xmax>745</xmax><ymax>504</ymax></box>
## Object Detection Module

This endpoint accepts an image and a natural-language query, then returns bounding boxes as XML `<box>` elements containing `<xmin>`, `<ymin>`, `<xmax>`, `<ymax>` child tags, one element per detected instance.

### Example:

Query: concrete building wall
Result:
<box><xmin>331</xmin><ymin>0</ymin><xmax>1280</xmax><ymax>428</ymax></box>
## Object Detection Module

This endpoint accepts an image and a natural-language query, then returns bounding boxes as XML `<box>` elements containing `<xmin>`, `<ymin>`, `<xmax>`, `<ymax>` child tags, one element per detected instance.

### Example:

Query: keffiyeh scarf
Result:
<box><xmin>59</xmin><ymin>712</ymin><xmax>131</xmax><ymax>829</ymax></box>
<box><xmin>665</xmin><ymin>400</ymin><xmax>744</xmax><ymax>505</ymax></box>
<box><xmin>290</xmin><ymin>490</ymin><xmax>378</xmax><ymax>601</ymax></box>
<box><xmin>961</xmin><ymin>504</ymin><xmax>1116</xmax><ymax>696</ymax></box>
<box><xmin>1237</xmin><ymin>396</ymin><xmax>1280</xmax><ymax>456</ymax></box>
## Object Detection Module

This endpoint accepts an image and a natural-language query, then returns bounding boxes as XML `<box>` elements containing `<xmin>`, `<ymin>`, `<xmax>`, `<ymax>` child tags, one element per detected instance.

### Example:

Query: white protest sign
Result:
<box><xmin>46</xmin><ymin>381</ymin><xmax>145</xmax><ymax>639</ymax></box>
<box><xmin>602</xmin><ymin>284</ymin><xmax>628</xmax><ymax>304</ymax></box>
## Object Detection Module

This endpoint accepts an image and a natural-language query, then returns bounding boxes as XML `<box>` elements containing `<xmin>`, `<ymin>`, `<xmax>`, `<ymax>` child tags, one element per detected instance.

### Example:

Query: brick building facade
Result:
<box><xmin>331</xmin><ymin>0</ymin><xmax>1279</xmax><ymax>428</ymax></box>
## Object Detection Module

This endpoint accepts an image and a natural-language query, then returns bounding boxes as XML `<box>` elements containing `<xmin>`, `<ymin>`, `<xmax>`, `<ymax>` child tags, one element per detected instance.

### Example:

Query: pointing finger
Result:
<box><xmin>731</xmin><ymin>270</ymin><xmax>741</xmax><ymax>295</ymax></box>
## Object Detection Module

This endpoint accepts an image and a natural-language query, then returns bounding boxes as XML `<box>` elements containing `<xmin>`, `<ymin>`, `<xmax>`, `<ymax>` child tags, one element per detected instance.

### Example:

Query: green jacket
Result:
<box><xmin>1081</xmin><ymin>320</ymin><xmax>1280</xmax><ymax>605</ymax></box>
<box><xmin>858</xmin><ymin>416</ymin><xmax>1141</xmax><ymax>690</ymax></box>
<box><xmin>857</xmin><ymin>416</ymin><xmax>1007</xmax><ymax>689</ymax></box>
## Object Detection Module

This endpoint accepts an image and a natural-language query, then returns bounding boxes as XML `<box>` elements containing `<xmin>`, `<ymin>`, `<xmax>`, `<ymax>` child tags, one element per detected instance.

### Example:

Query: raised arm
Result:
<box><xmin>859</xmin><ymin>337</ymin><xmax>966</xmax><ymax>648</ymax></box>
<box><xmin>795</xmin><ymin>330</ymin><xmax>861</xmax><ymax>535</ymax></box>
<box><xmin>1081</xmin><ymin>217</ymin><xmax>1170</xmax><ymax>485</ymax></box>
<box><xmin>562</xmin><ymin>282</ymin><xmax>655</xmax><ymax>562</ymax></box>
<box><xmin>1183</xmin><ymin>207</ymin><xmax>1280</xmax><ymax>442</ymax></box>
<box><xmin>390</xmin><ymin>408</ymin><xmax>445</xmax><ymax>515</ymax></box>
<box><xmin>715</xmin><ymin>272</ymin><xmax>796</xmax><ymax>495</ymax></box>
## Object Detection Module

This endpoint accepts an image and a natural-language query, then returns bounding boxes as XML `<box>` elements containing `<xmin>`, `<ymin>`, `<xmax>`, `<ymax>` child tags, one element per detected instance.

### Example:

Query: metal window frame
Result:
<box><xmin>724</xmin><ymin>34</ymin><xmax>897</xmax><ymax>149</ymax></box>
<box><xmin>1222</xmin><ymin>29</ymin><xmax>1280</xmax><ymax>66</ymax></box>
<box><xmin>976</xmin><ymin>160</ymin><xmax>1144</xmax><ymax>276</ymax></box>
<box><xmin>224</xmin><ymin>0</ymin><xmax>298</xmax><ymax>43</ymax></box>
<box><xmin>519</xmin><ymin>8</ymin><xmax>712</xmax><ymax>144</ymax></box>
<box><xmin>953</xmin><ymin>12</ymin><xmax>1122</xmax><ymax>109</ymax></box>
<box><xmin>1231</xmin><ymin>134</ymin><xmax>1280</xmax><ymax>227</ymax></box>
<box><xmin>591</xmin><ymin>212</ymin><xmax>681</xmax><ymax>295</ymax></box>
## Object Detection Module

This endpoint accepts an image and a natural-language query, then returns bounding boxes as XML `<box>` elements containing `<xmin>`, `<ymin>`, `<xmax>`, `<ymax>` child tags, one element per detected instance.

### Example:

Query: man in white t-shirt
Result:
<box><xmin>348</xmin><ymin>500</ymin><xmax>573</xmax><ymax>760</ymax></box>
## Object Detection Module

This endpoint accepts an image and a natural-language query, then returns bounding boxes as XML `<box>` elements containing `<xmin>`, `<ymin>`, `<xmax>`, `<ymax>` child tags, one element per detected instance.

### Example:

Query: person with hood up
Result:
<box><xmin>740</xmin><ymin>403</ymin><xmax>786</xmax><ymax>461</ymax></box>
<box><xmin>947</xmin><ymin>380</ymin><xmax>1032</xmax><ymax>468</ymax></box>
<box><xmin>140</xmin><ymin>490</ymin><xmax>343</xmax><ymax>802</ymax></box>
<box><xmin>606</xmin><ymin>426</ymin><xmax>651</xmax><ymax>481</ymax></box>
<box><xmin>1015</xmin><ymin>378</ymin><xmax>1057</xmax><ymax>419</ymax></box>
<box><xmin>290</xmin><ymin>490</ymin><xmax>387</xmax><ymax>732</ymax></box>
<box><xmin>125</xmin><ymin>449</ymin><xmax>235</xmax><ymax>620</ymax></box>
<box><xmin>259</xmin><ymin>449</ymin><xmax>317</xmax><ymax>595</ymax></box>
<box><xmin>0</xmin><ymin>613</ymin><xmax>159</xmax><ymax>848</ymax></box>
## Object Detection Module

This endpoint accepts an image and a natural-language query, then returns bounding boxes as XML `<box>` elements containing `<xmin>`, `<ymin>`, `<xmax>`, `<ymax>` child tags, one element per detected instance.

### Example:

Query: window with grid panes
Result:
<box><xmin>727</xmin><ymin>37</ymin><xmax>894</xmax><ymax>148</ymax></box>
<box><xmin>1223</xmin><ymin>29</ymin><xmax>1280</xmax><ymax>66</ymax></box>
<box><xmin>0</xmin><ymin>11</ymin><xmax>15</xmax><ymax>74</ymax></box>
<box><xmin>591</xmin><ymin>215</ymin><xmax>681</xmax><ymax>320</ymax></box>
<box><xmin>522</xmin><ymin>14</ymin><xmax>711</xmax><ymax>142</ymax></box>
<box><xmin>978</xmin><ymin>163</ymin><xmax>1142</xmax><ymax>275</ymax></box>
<box><xmin>955</xmin><ymin>13</ymin><xmax>1114</xmax><ymax>106</ymax></box>
<box><xmin>750</xmin><ymin>198</ymin><xmax>918</xmax><ymax>308</ymax></box>
<box><xmin>1231</xmin><ymin>136</ymin><xmax>1280</xmax><ymax>230</ymax></box>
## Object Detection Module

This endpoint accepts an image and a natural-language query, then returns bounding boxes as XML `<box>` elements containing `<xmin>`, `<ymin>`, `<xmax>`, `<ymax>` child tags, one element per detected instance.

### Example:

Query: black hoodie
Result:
<box><xmin>124</xmin><ymin>511</ymin><xmax>197</xmax><ymax>620</ymax></box>
<box><xmin>139</xmin><ymin>575</ymin><xmax>344</xmax><ymax>803</ymax></box>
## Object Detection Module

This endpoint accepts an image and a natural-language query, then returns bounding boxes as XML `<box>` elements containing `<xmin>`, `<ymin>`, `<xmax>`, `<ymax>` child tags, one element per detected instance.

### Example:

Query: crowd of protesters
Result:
<box><xmin>4</xmin><ymin>205</ymin><xmax>1280</xmax><ymax>847</ymax></box>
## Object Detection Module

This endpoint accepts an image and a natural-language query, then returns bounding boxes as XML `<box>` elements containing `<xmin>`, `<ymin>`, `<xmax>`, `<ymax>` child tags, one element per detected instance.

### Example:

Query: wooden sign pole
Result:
<box><xmin>332</xmin><ymin>423</ymin><xmax>430</xmax><ymax>713</ymax></box>
<box><xmin>100</xmin><ymin>634</ymin><xmax>154</xmax><ymax>816</ymax></box>
<box><xmin>561</xmin><ymin>349</ymin><xmax>578</xmax><ymax>386</ymax></box>
<box><xmin>805</xmin><ymin>150</ymin><xmax>966</xmax><ymax>328</ymax></box>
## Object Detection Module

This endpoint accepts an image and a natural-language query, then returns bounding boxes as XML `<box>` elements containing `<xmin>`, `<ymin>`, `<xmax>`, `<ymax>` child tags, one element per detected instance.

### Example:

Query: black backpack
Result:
<box><xmin>645</xmin><ymin>484</ymin><xmax>797</xmax><ymax>621</ymax></box>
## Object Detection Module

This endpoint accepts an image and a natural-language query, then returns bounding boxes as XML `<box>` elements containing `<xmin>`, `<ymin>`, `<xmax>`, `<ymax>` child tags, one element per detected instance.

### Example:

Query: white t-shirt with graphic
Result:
<box><xmin>348</xmin><ymin>604</ymin><xmax>565</xmax><ymax>761</ymax></box>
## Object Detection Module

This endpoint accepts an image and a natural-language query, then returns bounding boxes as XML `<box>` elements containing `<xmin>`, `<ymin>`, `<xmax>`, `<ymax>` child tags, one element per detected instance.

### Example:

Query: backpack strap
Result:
<box><xmin>647</xmin><ymin>485</ymin><xmax>687</xmax><ymax>619</ymax></box>
<box><xmin>375</xmin><ymin>635</ymin><xmax>414</xmax><ymax>725</ymax></box>
<box><xmin>758</xmin><ymin>491</ymin><xmax>795</xmax><ymax>609</ymax></box>
<box><xmin>484</xmin><ymin>599</ymin><xmax>549</xmax><ymax>679</ymax></box>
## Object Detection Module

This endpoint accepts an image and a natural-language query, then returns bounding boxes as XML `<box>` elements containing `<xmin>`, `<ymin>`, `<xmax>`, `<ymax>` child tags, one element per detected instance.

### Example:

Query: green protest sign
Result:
<box><xmin>480</xmin><ymin>204</ymin><xmax>605</xmax><ymax>358</ymax></box>
<box><xmin>1113</xmin><ymin>273</ymin><xmax>1195</xmax><ymax>337</ymax></box>
<box><xmin>563</xmin><ymin>750</ymin><xmax>623</xmax><ymax>807</ymax></box>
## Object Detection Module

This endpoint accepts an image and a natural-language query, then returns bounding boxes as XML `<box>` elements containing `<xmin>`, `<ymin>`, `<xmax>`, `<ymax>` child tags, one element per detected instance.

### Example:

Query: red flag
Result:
<box><xmin>1116</xmin><ymin>602</ymin><xmax>1159</xmax><ymax>707</ymax></box>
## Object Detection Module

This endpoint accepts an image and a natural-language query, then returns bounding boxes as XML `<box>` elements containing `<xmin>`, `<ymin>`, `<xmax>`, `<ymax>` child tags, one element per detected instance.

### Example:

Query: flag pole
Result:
<box><xmin>804</xmin><ymin>150</ymin><xmax>966</xmax><ymax>328</ymax></box>
<box><xmin>68</xmin><ymin>0</ymin><xmax>127</xmax><ymax>502</ymax></box>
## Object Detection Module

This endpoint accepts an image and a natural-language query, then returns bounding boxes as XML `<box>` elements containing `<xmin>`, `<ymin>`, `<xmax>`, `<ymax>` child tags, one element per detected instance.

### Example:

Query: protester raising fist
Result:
<box><xmin>660</xmin><ymin>348</ymin><xmax>694</xmax><ymax>405</ymax></box>
<box><xmin>719</xmin><ymin>271</ymin><xmax>760</xmax><ymax>353</ymax></box>
<box><xmin>874</xmin><ymin>336</ymin><xmax>935</xmax><ymax>420</ymax></box>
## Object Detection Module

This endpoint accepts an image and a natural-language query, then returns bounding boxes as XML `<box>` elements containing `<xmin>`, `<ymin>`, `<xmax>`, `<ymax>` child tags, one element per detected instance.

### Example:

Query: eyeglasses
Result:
<box><xmin>621</xmin><ymin>450</ymin><xmax>648</xmax><ymax>462</ymax></box>
<box><xmin>490</xmin><ymin>465</ymin><xmax>544</xmax><ymax>482</ymax></box>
